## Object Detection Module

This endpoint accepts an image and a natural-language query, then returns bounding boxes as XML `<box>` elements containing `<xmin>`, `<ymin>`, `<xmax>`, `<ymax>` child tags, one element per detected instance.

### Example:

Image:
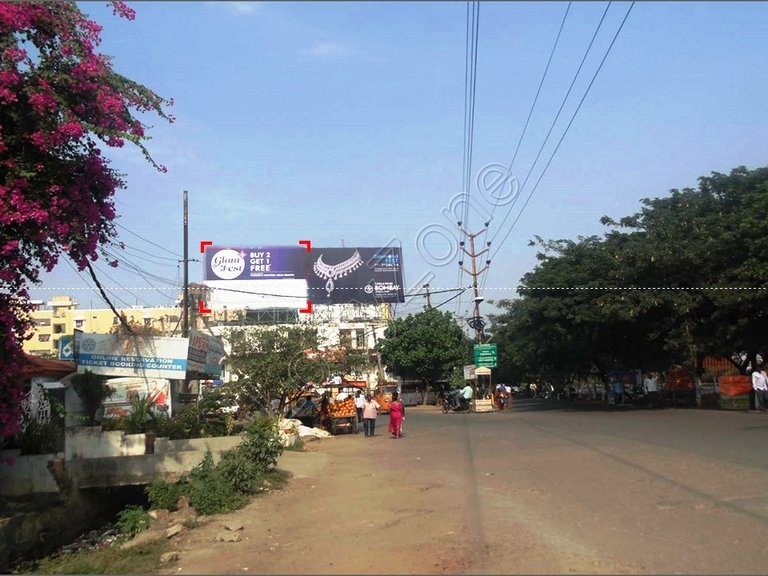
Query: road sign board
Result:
<box><xmin>473</xmin><ymin>343</ymin><xmax>497</xmax><ymax>368</ymax></box>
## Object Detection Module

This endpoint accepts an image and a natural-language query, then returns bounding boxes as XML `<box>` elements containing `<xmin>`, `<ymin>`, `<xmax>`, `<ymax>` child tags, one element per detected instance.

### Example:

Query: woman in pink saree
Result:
<box><xmin>388</xmin><ymin>391</ymin><xmax>405</xmax><ymax>438</ymax></box>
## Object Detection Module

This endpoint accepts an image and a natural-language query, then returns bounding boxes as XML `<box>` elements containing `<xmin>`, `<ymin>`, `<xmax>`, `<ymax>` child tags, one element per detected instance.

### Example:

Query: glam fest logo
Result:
<box><xmin>210</xmin><ymin>249</ymin><xmax>246</xmax><ymax>280</ymax></box>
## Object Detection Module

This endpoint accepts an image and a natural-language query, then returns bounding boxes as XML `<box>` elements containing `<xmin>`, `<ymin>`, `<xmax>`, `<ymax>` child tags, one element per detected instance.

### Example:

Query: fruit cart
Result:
<box><xmin>327</xmin><ymin>396</ymin><xmax>359</xmax><ymax>435</ymax></box>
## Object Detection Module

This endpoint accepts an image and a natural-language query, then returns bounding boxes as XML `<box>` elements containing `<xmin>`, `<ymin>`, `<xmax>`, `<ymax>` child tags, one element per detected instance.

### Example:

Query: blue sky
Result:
<box><xmin>32</xmin><ymin>1</ymin><xmax>768</xmax><ymax>320</ymax></box>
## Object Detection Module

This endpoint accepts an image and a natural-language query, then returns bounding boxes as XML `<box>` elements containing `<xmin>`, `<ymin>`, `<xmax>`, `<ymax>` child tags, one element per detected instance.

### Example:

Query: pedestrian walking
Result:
<box><xmin>388</xmin><ymin>391</ymin><xmax>405</xmax><ymax>439</ymax></box>
<box><xmin>644</xmin><ymin>372</ymin><xmax>660</xmax><ymax>408</ymax></box>
<box><xmin>354</xmin><ymin>390</ymin><xmax>365</xmax><ymax>423</ymax></box>
<box><xmin>751</xmin><ymin>366</ymin><xmax>768</xmax><ymax>411</ymax></box>
<box><xmin>362</xmin><ymin>393</ymin><xmax>380</xmax><ymax>437</ymax></box>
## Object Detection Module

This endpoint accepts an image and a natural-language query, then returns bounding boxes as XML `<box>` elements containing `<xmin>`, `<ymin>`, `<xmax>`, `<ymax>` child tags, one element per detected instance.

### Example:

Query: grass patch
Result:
<box><xmin>26</xmin><ymin>539</ymin><xmax>169</xmax><ymax>574</ymax></box>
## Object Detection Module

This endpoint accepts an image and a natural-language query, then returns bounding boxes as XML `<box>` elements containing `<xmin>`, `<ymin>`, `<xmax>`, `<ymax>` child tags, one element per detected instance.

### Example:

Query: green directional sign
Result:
<box><xmin>473</xmin><ymin>343</ymin><xmax>497</xmax><ymax>368</ymax></box>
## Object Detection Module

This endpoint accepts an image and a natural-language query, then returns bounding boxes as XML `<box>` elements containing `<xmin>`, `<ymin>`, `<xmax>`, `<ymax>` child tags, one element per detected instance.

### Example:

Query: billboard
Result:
<box><xmin>201</xmin><ymin>245</ymin><xmax>405</xmax><ymax>307</ymax></box>
<box><xmin>203</xmin><ymin>246</ymin><xmax>306</xmax><ymax>281</ymax></box>
<box><xmin>308</xmin><ymin>247</ymin><xmax>405</xmax><ymax>304</ymax></box>
<box><xmin>76</xmin><ymin>333</ymin><xmax>188</xmax><ymax>379</ymax></box>
<box><xmin>187</xmin><ymin>330</ymin><xmax>224</xmax><ymax>378</ymax></box>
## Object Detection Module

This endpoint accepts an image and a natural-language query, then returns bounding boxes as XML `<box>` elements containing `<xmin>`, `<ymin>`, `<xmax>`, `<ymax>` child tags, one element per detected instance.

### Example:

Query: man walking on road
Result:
<box><xmin>752</xmin><ymin>366</ymin><xmax>768</xmax><ymax>411</ymax></box>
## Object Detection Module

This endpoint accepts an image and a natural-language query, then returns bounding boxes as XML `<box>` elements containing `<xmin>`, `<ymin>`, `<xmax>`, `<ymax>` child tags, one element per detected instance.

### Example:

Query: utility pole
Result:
<box><xmin>458</xmin><ymin>221</ymin><xmax>490</xmax><ymax>343</ymax></box>
<box><xmin>182</xmin><ymin>190</ymin><xmax>189</xmax><ymax>338</ymax></box>
<box><xmin>422</xmin><ymin>283</ymin><xmax>432</xmax><ymax>309</ymax></box>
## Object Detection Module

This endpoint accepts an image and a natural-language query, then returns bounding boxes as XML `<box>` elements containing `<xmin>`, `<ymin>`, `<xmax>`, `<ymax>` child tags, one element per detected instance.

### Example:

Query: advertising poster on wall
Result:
<box><xmin>308</xmin><ymin>247</ymin><xmax>405</xmax><ymax>304</ymax></box>
<box><xmin>102</xmin><ymin>377</ymin><xmax>172</xmax><ymax>418</ymax></box>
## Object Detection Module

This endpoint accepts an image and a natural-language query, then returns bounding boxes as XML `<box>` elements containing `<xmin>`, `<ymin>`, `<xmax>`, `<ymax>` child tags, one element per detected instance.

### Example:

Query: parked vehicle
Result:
<box><xmin>374</xmin><ymin>384</ymin><xmax>399</xmax><ymax>414</ymax></box>
<box><xmin>442</xmin><ymin>390</ymin><xmax>470</xmax><ymax>413</ymax></box>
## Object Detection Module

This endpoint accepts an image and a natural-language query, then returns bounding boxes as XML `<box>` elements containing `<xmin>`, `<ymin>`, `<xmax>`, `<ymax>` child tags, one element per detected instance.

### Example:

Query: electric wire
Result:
<box><xmin>434</xmin><ymin>287</ymin><xmax>470</xmax><ymax>310</ymax></box>
<box><xmin>116</xmin><ymin>242</ymin><xmax>183</xmax><ymax>266</ymax></box>
<box><xmin>456</xmin><ymin>1</ymin><xmax>481</xmax><ymax>316</ymax></box>
<box><xmin>485</xmin><ymin>1</ymin><xmax>572</xmax><ymax>229</ymax></box>
<box><xmin>91</xmin><ymin>261</ymin><xmax>153</xmax><ymax>308</ymax></box>
<box><xmin>489</xmin><ymin>1</ymin><xmax>635</xmax><ymax>261</ymax></box>
<box><xmin>487</xmin><ymin>1</ymin><xmax>613</xmax><ymax>253</ymax></box>
<box><xmin>115</xmin><ymin>222</ymin><xmax>183</xmax><ymax>258</ymax></box>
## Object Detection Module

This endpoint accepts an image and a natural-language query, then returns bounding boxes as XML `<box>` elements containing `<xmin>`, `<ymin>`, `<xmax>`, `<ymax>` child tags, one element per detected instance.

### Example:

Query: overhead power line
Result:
<box><xmin>488</xmin><ymin>1</ymin><xmax>613</xmax><ymax>254</ymax></box>
<box><xmin>490</xmin><ymin>1</ymin><xmax>636</xmax><ymax>261</ymax></box>
<box><xmin>485</xmin><ymin>1</ymin><xmax>572</xmax><ymax>229</ymax></box>
<box><xmin>457</xmin><ymin>0</ymin><xmax>481</xmax><ymax>316</ymax></box>
<box><xmin>115</xmin><ymin>222</ymin><xmax>183</xmax><ymax>258</ymax></box>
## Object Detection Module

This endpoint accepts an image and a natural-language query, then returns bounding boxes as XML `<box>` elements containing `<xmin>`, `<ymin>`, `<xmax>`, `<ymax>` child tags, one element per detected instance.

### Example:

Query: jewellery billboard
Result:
<box><xmin>201</xmin><ymin>245</ymin><xmax>405</xmax><ymax>307</ymax></box>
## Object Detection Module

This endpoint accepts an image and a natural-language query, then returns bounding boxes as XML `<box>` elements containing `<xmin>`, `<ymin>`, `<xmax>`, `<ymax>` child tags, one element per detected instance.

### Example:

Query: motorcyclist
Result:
<box><xmin>459</xmin><ymin>383</ymin><xmax>473</xmax><ymax>410</ymax></box>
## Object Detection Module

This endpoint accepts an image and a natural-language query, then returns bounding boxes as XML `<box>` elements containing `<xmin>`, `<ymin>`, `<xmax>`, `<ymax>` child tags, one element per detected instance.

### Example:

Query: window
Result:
<box><xmin>113</xmin><ymin>317</ymin><xmax>119</xmax><ymax>325</ymax></box>
<box><xmin>356</xmin><ymin>331</ymin><xmax>366</xmax><ymax>349</ymax></box>
<box><xmin>144</xmin><ymin>317</ymin><xmax>153</xmax><ymax>327</ymax></box>
<box><xmin>339</xmin><ymin>329</ymin><xmax>353</xmax><ymax>348</ymax></box>
<box><xmin>38</xmin><ymin>334</ymin><xmax>50</xmax><ymax>342</ymax></box>
<box><xmin>34</xmin><ymin>318</ymin><xmax>51</xmax><ymax>327</ymax></box>
<box><xmin>74</xmin><ymin>319</ymin><xmax>84</xmax><ymax>328</ymax></box>
<box><xmin>53</xmin><ymin>324</ymin><xmax>65</xmax><ymax>334</ymax></box>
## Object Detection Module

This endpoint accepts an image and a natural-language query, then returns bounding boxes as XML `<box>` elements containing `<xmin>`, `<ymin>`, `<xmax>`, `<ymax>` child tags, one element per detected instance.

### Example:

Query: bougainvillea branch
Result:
<box><xmin>0</xmin><ymin>1</ymin><xmax>173</xmax><ymax>438</ymax></box>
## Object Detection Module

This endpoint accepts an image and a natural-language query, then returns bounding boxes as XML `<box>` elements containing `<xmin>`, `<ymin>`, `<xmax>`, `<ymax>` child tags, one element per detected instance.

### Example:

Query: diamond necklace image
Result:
<box><xmin>312</xmin><ymin>250</ymin><xmax>364</xmax><ymax>296</ymax></box>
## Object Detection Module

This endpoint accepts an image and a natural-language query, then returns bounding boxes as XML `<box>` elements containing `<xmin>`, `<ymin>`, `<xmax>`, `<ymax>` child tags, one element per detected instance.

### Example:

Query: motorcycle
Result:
<box><xmin>442</xmin><ymin>390</ymin><xmax>470</xmax><ymax>413</ymax></box>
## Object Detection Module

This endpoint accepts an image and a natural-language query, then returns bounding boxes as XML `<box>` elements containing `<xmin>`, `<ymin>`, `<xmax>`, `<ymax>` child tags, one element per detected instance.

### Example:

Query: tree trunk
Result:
<box><xmin>423</xmin><ymin>381</ymin><xmax>431</xmax><ymax>406</ymax></box>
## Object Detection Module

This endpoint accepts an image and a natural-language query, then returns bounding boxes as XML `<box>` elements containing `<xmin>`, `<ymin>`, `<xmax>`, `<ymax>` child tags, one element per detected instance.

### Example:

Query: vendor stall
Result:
<box><xmin>326</xmin><ymin>396</ymin><xmax>359</xmax><ymax>435</ymax></box>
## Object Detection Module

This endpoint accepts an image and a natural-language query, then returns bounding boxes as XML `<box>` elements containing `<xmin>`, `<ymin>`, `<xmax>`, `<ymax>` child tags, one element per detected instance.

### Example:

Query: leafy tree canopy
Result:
<box><xmin>378</xmin><ymin>308</ymin><xmax>470</xmax><ymax>391</ymax></box>
<box><xmin>492</xmin><ymin>166</ymin><xmax>768</xmax><ymax>386</ymax></box>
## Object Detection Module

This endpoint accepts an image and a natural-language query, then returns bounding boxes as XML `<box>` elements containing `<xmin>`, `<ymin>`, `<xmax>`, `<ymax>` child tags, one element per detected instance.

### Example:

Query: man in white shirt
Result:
<box><xmin>460</xmin><ymin>383</ymin><xmax>473</xmax><ymax>409</ymax></box>
<box><xmin>354</xmin><ymin>390</ymin><xmax>365</xmax><ymax>423</ymax></box>
<box><xmin>644</xmin><ymin>372</ymin><xmax>660</xmax><ymax>408</ymax></box>
<box><xmin>751</xmin><ymin>367</ymin><xmax>768</xmax><ymax>411</ymax></box>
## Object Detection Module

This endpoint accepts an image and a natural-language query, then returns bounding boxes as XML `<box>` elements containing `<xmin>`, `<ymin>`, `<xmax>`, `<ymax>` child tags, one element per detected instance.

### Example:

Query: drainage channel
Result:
<box><xmin>2</xmin><ymin>485</ymin><xmax>149</xmax><ymax>573</ymax></box>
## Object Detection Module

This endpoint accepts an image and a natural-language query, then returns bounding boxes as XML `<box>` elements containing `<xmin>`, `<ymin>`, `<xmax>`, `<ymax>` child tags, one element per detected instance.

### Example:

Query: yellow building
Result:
<box><xmin>23</xmin><ymin>295</ymin><xmax>186</xmax><ymax>357</ymax></box>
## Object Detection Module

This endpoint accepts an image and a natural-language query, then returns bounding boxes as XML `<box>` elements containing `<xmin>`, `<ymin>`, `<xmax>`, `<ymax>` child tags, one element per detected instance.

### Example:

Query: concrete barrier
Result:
<box><xmin>0</xmin><ymin>452</ymin><xmax>63</xmax><ymax>496</ymax></box>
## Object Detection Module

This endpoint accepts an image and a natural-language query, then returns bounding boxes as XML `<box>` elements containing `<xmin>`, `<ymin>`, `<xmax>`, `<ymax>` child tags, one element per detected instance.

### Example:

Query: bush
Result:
<box><xmin>184</xmin><ymin>450</ymin><xmax>247</xmax><ymax>515</ymax></box>
<box><xmin>165</xmin><ymin>403</ymin><xmax>204</xmax><ymax>439</ymax></box>
<box><xmin>217</xmin><ymin>447</ymin><xmax>260</xmax><ymax>494</ymax></box>
<box><xmin>145</xmin><ymin>479</ymin><xmax>184</xmax><ymax>511</ymax></box>
<box><xmin>121</xmin><ymin>396</ymin><xmax>155</xmax><ymax>434</ymax></box>
<box><xmin>117</xmin><ymin>505</ymin><xmax>150</xmax><ymax>536</ymax></box>
<box><xmin>16</xmin><ymin>419</ymin><xmax>63</xmax><ymax>455</ymax></box>
<box><xmin>239</xmin><ymin>414</ymin><xmax>284</xmax><ymax>471</ymax></box>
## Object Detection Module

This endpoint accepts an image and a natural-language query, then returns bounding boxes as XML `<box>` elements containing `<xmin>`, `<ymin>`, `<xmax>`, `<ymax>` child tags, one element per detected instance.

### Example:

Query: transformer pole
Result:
<box><xmin>458</xmin><ymin>222</ymin><xmax>490</xmax><ymax>343</ymax></box>
<box><xmin>423</xmin><ymin>283</ymin><xmax>432</xmax><ymax>309</ymax></box>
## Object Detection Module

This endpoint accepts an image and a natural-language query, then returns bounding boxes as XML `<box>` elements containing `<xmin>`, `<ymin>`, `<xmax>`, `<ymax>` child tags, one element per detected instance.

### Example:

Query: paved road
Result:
<box><xmin>169</xmin><ymin>401</ymin><xmax>768</xmax><ymax>574</ymax></box>
<box><xmin>405</xmin><ymin>400</ymin><xmax>768</xmax><ymax>573</ymax></box>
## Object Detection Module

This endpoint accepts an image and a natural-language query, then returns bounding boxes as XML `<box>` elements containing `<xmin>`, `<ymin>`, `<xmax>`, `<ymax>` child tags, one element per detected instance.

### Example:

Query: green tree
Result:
<box><xmin>70</xmin><ymin>369</ymin><xmax>113</xmax><ymax>426</ymax></box>
<box><xmin>492</xmin><ymin>165</ymin><xmax>768</xmax><ymax>390</ymax></box>
<box><xmin>225</xmin><ymin>326</ymin><xmax>328</xmax><ymax>413</ymax></box>
<box><xmin>378</xmin><ymin>308</ymin><xmax>470</xmax><ymax>404</ymax></box>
